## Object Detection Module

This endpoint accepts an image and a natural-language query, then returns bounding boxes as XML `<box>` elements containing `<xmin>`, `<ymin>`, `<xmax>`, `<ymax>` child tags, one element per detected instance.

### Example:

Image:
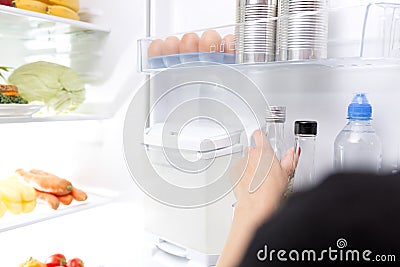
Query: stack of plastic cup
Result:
<box><xmin>236</xmin><ymin>0</ymin><xmax>278</xmax><ymax>64</ymax></box>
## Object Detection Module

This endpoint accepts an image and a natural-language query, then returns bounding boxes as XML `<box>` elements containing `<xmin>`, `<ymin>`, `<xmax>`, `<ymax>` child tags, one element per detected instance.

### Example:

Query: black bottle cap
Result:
<box><xmin>294</xmin><ymin>121</ymin><xmax>317</xmax><ymax>136</ymax></box>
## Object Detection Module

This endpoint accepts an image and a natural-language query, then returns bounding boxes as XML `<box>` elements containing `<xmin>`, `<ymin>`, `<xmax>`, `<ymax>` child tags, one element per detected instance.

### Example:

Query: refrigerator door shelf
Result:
<box><xmin>143</xmin><ymin>121</ymin><xmax>243</xmax><ymax>153</ymax></box>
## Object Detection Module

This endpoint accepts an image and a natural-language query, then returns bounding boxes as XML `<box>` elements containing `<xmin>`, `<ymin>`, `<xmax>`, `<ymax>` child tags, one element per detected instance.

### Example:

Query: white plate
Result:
<box><xmin>0</xmin><ymin>104</ymin><xmax>44</xmax><ymax>117</ymax></box>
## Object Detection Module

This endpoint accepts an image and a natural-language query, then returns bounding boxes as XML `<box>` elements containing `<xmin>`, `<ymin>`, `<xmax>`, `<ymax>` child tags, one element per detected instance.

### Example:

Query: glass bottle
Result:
<box><xmin>292</xmin><ymin>121</ymin><xmax>318</xmax><ymax>192</ymax></box>
<box><xmin>265</xmin><ymin>106</ymin><xmax>286</xmax><ymax>160</ymax></box>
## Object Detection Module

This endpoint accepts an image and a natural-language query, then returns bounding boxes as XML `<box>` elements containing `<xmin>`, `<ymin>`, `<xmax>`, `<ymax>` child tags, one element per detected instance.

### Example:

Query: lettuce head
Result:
<box><xmin>8</xmin><ymin>61</ymin><xmax>85</xmax><ymax>114</ymax></box>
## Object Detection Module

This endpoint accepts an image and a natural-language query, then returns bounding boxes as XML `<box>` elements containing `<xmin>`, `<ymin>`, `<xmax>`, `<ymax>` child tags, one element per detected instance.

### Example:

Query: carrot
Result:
<box><xmin>15</xmin><ymin>169</ymin><xmax>72</xmax><ymax>196</ymax></box>
<box><xmin>71</xmin><ymin>186</ymin><xmax>88</xmax><ymax>201</ymax></box>
<box><xmin>57</xmin><ymin>194</ymin><xmax>73</xmax><ymax>205</ymax></box>
<box><xmin>3</xmin><ymin>91</ymin><xmax>18</xmax><ymax>96</ymax></box>
<box><xmin>35</xmin><ymin>190</ymin><xmax>60</xmax><ymax>210</ymax></box>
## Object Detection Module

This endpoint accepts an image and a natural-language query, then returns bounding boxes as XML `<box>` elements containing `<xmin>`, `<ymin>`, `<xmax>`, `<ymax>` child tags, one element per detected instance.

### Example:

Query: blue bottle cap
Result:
<box><xmin>347</xmin><ymin>93</ymin><xmax>372</xmax><ymax>120</ymax></box>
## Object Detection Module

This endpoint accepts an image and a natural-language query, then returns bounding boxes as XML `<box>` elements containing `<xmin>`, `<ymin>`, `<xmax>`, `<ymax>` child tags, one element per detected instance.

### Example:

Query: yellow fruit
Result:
<box><xmin>20</xmin><ymin>257</ymin><xmax>46</xmax><ymax>267</ymax></box>
<box><xmin>48</xmin><ymin>0</ymin><xmax>79</xmax><ymax>12</ymax></box>
<box><xmin>7</xmin><ymin>178</ymin><xmax>36</xmax><ymax>202</ymax></box>
<box><xmin>46</xmin><ymin>5</ymin><xmax>79</xmax><ymax>20</ymax></box>
<box><xmin>0</xmin><ymin>180</ymin><xmax>21</xmax><ymax>203</ymax></box>
<box><xmin>12</xmin><ymin>0</ymin><xmax>47</xmax><ymax>14</ymax></box>
<box><xmin>0</xmin><ymin>200</ymin><xmax>7</xmax><ymax>217</ymax></box>
<box><xmin>0</xmin><ymin>179</ymin><xmax>36</xmax><ymax>215</ymax></box>
<box><xmin>22</xmin><ymin>200</ymin><xmax>36</xmax><ymax>213</ymax></box>
<box><xmin>5</xmin><ymin>201</ymin><xmax>22</xmax><ymax>214</ymax></box>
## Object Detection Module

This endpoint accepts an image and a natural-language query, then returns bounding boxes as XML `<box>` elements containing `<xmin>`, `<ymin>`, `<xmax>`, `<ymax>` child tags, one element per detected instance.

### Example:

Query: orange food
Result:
<box><xmin>15</xmin><ymin>169</ymin><xmax>72</xmax><ymax>196</ymax></box>
<box><xmin>35</xmin><ymin>190</ymin><xmax>60</xmax><ymax>210</ymax></box>
<box><xmin>71</xmin><ymin>186</ymin><xmax>88</xmax><ymax>201</ymax></box>
<box><xmin>57</xmin><ymin>193</ymin><xmax>73</xmax><ymax>205</ymax></box>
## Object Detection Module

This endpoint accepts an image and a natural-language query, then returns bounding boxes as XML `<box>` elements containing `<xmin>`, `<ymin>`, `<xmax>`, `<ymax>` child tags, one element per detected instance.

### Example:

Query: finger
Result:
<box><xmin>281</xmin><ymin>147</ymin><xmax>296</xmax><ymax>177</ymax></box>
<box><xmin>252</xmin><ymin>129</ymin><xmax>273</xmax><ymax>152</ymax></box>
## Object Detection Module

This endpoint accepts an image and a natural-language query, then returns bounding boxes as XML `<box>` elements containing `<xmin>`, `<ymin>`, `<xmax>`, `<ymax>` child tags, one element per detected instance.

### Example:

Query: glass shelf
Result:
<box><xmin>0</xmin><ymin>191</ymin><xmax>113</xmax><ymax>233</ymax></box>
<box><xmin>0</xmin><ymin>5</ymin><xmax>110</xmax><ymax>35</ymax></box>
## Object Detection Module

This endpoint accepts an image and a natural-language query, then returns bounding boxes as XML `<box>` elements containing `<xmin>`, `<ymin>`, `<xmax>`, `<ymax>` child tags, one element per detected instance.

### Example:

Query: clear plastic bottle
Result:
<box><xmin>334</xmin><ymin>93</ymin><xmax>382</xmax><ymax>173</ymax></box>
<box><xmin>292</xmin><ymin>121</ymin><xmax>318</xmax><ymax>192</ymax></box>
<box><xmin>265</xmin><ymin>106</ymin><xmax>286</xmax><ymax>160</ymax></box>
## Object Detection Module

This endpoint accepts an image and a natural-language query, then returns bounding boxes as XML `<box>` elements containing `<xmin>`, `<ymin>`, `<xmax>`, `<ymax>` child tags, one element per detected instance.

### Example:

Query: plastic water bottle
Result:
<box><xmin>265</xmin><ymin>106</ymin><xmax>286</xmax><ymax>160</ymax></box>
<box><xmin>334</xmin><ymin>93</ymin><xmax>382</xmax><ymax>173</ymax></box>
<box><xmin>292</xmin><ymin>121</ymin><xmax>318</xmax><ymax>192</ymax></box>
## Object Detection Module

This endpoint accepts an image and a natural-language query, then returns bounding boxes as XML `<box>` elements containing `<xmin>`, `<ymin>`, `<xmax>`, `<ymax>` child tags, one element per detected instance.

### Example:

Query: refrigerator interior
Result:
<box><xmin>1</xmin><ymin>0</ymin><xmax>400</xmax><ymax>266</ymax></box>
<box><xmin>0</xmin><ymin>0</ymin><xmax>150</xmax><ymax>265</ymax></box>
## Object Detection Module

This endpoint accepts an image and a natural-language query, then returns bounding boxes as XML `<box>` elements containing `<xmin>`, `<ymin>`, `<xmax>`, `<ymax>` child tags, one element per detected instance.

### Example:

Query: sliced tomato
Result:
<box><xmin>45</xmin><ymin>254</ymin><xmax>66</xmax><ymax>267</ymax></box>
<box><xmin>67</xmin><ymin>258</ymin><xmax>84</xmax><ymax>267</ymax></box>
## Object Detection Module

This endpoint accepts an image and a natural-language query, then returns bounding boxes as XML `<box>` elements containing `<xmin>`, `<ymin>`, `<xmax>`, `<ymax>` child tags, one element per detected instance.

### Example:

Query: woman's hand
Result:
<box><xmin>231</xmin><ymin>129</ymin><xmax>296</xmax><ymax>227</ymax></box>
<box><xmin>217</xmin><ymin>130</ymin><xmax>296</xmax><ymax>267</ymax></box>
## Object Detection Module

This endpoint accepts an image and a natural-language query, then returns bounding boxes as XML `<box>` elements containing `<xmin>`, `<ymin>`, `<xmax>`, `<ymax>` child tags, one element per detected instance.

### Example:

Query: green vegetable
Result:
<box><xmin>0</xmin><ymin>93</ymin><xmax>28</xmax><ymax>104</ymax></box>
<box><xmin>0</xmin><ymin>66</ymin><xmax>12</xmax><ymax>83</ymax></box>
<box><xmin>8</xmin><ymin>61</ymin><xmax>85</xmax><ymax>114</ymax></box>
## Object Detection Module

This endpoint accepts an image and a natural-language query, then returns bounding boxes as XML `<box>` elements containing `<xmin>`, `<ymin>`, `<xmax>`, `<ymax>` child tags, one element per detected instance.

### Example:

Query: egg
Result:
<box><xmin>162</xmin><ymin>36</ymin><xmax>180</xmax><ymax>55</ymax></box>
<box><xmin>179</xmin><ymin>33</ymin><xmax>199</xmax><ymax>53</ymax></box>
<box><xmin>147</xmin><ymin>39</ymin><xmax>163</xmax><ymax>58</ymax></box>
<box><xmin>222</xmin><ymin>34</ymin><xmax>235</xmax><ymax>54</ymax></box>
<box><xmin>199</xmin><ymin>30</ymin><xmax>222</xmax><ymax>53</ymax></box>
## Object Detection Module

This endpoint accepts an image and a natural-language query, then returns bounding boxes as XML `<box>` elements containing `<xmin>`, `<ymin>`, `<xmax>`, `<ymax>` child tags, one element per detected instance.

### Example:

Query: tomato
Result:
<box><xmin>45</xmin><ymin>254</ymin><xmax>66</xmax><ymax>267</ymax></box>
<box><xmin>67</xmin><ymin>258</ymin><xmax>84</xmax><ymax>267</ymax></box>
<box><xmin>0</xmin><ymin>0</ymin><xmax>12</xmax><ymax>6</ymax></box>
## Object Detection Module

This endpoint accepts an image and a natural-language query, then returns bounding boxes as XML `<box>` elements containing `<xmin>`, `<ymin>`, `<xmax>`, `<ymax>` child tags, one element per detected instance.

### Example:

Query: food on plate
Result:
<box><xmin>0</xmin><ymin>0</ymin><xmax>12</xmax><ymax>6</ymax></box>
<box><xmin>8</xmin><ymin>61</ymin><xmax>85</xmax><ymax>114</ymax></box>
<box><xmin>67</xmin><ymin>258</ymin><xmax>84</xmax><ymax>267</ymax></box>
<box><xmin>12</xmin><ymin>0</ymin><xmax>47</xmax><ymax>14</ymax></box>
<box><xmin>20</xmin><ymin>257</ymin><xmax>46</xmax><ymax>267</ymax></box>
<box><xmin>222</xmin><ymin>34</ymin><xmax>235</xmax><ymax>54</ymax></box>
<box><xmin>0</xmin><ymin>178</ymin><xmax>36</xmax><ymax>215</ymax></box>
<box><xmin>15</xmin><ymin>169</ymin><xmax>88</xmax><ymax>210</ymax></box>
<box><xmin>71</xmin><ymin>186</ymin><xmax>88</xmax><ymax>201</ymax></box>
<box><xmin>22</xmin><ymin>254</ymin><xmax>84</xmax><ymax>267</ymax></box>
<box><xmin>35</xmin><ymin>190</ymin><xmax>60</xmax><ymax>210</ymax></box>
<box><xmin>162</xmin><ymin>36</ymin><xmax>180</xmax><ymax>55</ymax></box>
<box><xmin>0</xmin><ymin>84</ymin><xmax>28</xmax><ymax>104</ymax></box>
<box><xmin>45</xmin><ymin>253</ymin><xmax>67</xmax><ymax>267</ymax></box>
<box><xmin>46</xmin><ymin>5</ymin><xmax>80</xmax><ymax>20</ymax></box>
<box><xmin>148</xmin><ymin>39</ymin><xmax>164</xmax><ymax>58</ymax></box>
<box><xmin>16</xmin><ymin>169</ymin><xmax>73</xmax><ymax>196</ymax></box>
<box><xmin>47</xmin><ymin>0</ymin><xmax>79</xmax><ymax>12</ymax></box>
<box><xmin>0</xmin><ymin>200</ymin><xmax>7</xmax><ymax>217</ymax></box>
<box><xmin>57</xmin><ymin>193</ymin><xmax>73</xmax><ymax>205</ymax></box>
<box><xmin>179</xmin><ymin>33</ymin><xmax>199</xmax><ymax>53</ymax></box>
<box><xmin>199</xmin><ymin>30</ymin><xmax>222</xmax><ymax>53</ymax></box>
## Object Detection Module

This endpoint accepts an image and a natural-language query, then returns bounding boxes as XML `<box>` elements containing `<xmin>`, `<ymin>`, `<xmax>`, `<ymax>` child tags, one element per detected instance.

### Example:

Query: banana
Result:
<box><xmin>48</xmin><ymin>0</ymin><xmax>79</xmax><ymax>12</ymax></box>
<box><xmin>12</xmin><ymin>0</ymin><xmax>47</xmax><ymax>14</ymax></box>
<box><xmin>46</xmin><ymin>5</ymin><xmax>79</xmax><ymax>20</ymax></box>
